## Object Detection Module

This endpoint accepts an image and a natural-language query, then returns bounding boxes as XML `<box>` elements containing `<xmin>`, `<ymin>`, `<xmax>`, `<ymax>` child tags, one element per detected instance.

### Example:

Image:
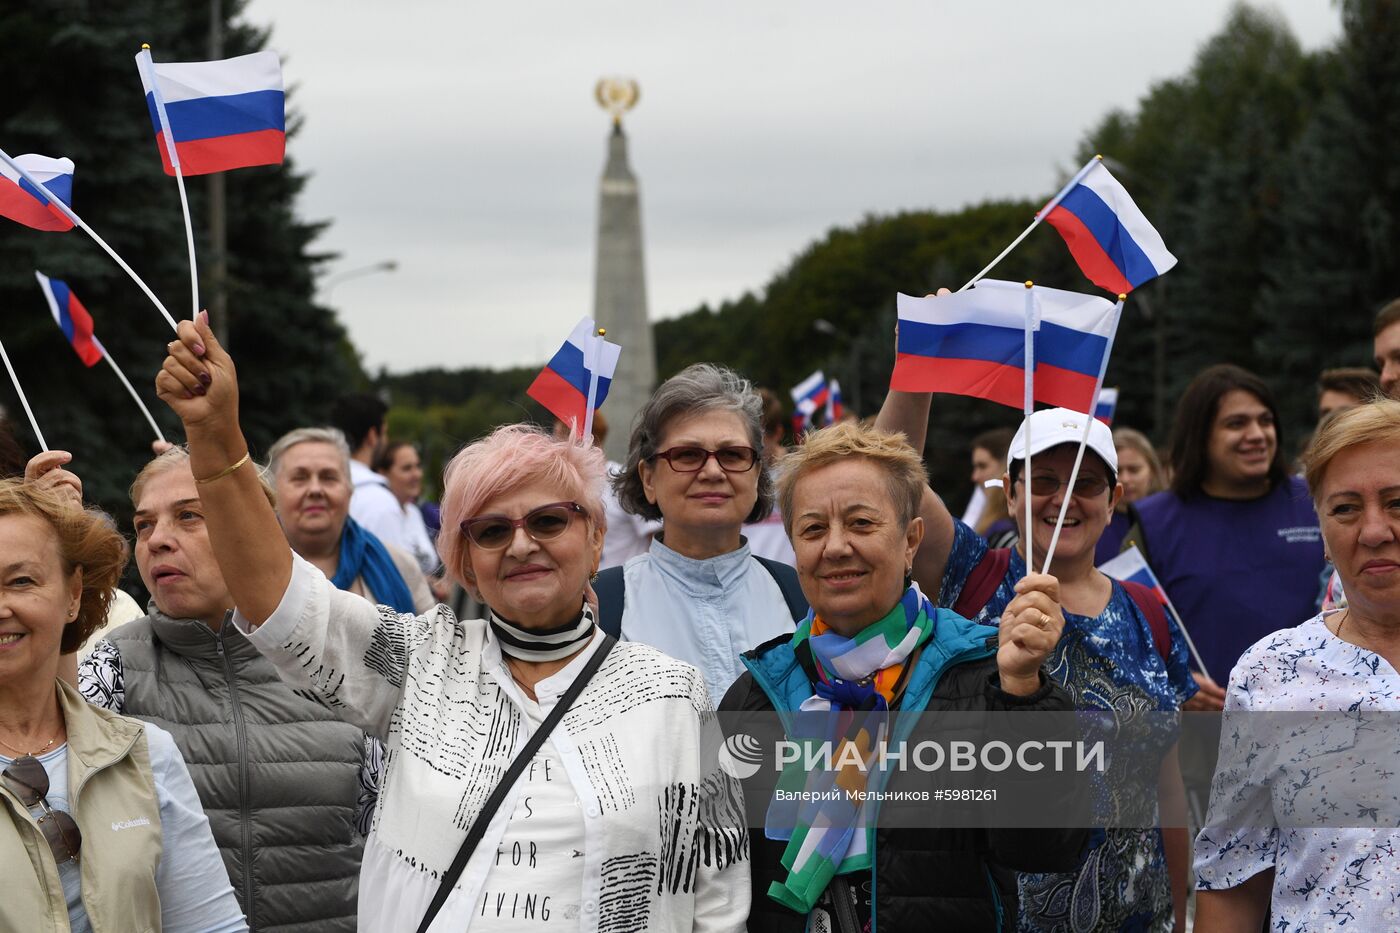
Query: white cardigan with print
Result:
<box><xmin>236</xmin><ymin>554</ymin><xmax>750</xmax><ymax>933</ymax></box>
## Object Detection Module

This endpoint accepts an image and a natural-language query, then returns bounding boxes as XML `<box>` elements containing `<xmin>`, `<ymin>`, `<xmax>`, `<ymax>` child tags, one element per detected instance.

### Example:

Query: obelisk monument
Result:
<box><xmin>591</xmin><ymin>77</ymin><xmax>656</xmax><ymax>462</ymax></box>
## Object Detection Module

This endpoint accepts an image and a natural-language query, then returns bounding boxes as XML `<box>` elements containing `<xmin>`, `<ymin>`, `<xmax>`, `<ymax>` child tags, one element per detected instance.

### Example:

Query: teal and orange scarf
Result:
<box><xmin>765</xmin><ymin>584</ymin><xmax>936</xmax><ymax>913</ymax></box>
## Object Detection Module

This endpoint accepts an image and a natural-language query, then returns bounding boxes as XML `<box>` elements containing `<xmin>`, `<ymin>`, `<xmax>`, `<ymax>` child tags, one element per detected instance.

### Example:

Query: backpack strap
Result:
<box><xmin>754</xmin><ymin>556</ymin><xmax>811</xmax><ymax>622</ymax></box>
<box><xmin>952</xmin><ymin>547</ymin><xmax>1013</xmax><ymax>619</ymax></box>
<box><xmin>1120</xmin><ymin>580</ymin><xmax>1171</xmax><ymax>664</ymax></box>
<box><xmin>593</xmin><ymin>566</ymin><xmax>626</xmax><ymax>638</ymax></box>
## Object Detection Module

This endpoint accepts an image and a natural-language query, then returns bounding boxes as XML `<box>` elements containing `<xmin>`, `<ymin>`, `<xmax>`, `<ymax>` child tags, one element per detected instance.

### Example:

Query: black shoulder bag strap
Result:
<box><xmin>416</xmin><ymin>633</ymin><xmax>617</xmax><ymax>933</ymax></box>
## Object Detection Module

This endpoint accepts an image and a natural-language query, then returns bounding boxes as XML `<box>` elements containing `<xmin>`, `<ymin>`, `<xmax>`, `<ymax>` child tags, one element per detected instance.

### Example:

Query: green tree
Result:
<box><xmin>0</xmin><ymin>0</ymin><xmax>361</xmax><ymax>517</ymax></box>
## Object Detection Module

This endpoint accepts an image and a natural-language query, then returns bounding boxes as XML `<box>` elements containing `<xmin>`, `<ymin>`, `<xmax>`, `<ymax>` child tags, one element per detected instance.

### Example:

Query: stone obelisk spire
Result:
<box><xmin>591</xmin><ymin>78</ymin><xmax>655</xmax><ymax>462</ymax></box>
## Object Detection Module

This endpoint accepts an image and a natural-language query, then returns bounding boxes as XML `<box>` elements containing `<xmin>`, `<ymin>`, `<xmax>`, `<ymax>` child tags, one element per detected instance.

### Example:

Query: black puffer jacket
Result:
<box><xmin>722</xmin><ymin>623</ymin><xmax>1088</xmax><ymax>933</ymax></box>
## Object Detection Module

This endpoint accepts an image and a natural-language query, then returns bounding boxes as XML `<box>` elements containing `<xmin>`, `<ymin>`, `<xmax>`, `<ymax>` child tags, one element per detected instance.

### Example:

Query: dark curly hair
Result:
<box><xmin>0</xmin><ymin>479</ymin><xmax>129</xmax><ymax>654</ymax></box>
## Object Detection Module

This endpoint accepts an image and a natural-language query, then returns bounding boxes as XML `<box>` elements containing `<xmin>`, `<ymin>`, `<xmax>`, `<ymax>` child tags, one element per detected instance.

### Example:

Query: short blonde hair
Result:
<box><xmin>1302</xmin><ymin>398</ymin><xmax>1400</xmax><ymax>504</ymax></box>
<box><xmin>777</xmin><ymin>421</ymin><xmax>926</xmax><ymax>537</ymax></box>
<box><xmin>130</xmin><ymin>446</ymin><xmax>276</xmax><ymax>510</ymax></box>
<box><xmin>0</xmin><ymin>480</ymin><xmax>128</xmax><ymax>654</ymax></box>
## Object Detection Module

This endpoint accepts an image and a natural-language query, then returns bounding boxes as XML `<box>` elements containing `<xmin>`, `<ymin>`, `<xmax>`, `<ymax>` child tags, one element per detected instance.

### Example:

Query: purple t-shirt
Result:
<box><xmin>1133</xmin><ymin>476</ymin><xmax>1324</xmax><ymax>685</ymax></box>
<box><xmin>1093</xmin><ymin>510</ymin><xmax>1132</xmax><ymax>565</ymax></box>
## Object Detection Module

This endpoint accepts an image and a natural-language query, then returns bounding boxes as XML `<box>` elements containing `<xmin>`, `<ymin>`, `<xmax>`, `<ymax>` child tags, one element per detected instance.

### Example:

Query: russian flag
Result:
<box><xmin>527</xmin><ymin>317</ymin><xmax>621</xmax><ymax>429</ymax></box>
<box><xmin>35</xmin><ymin>272</ymin><xmax>102</xmax><ymax>367</ymax></box>
<box><xmin>1043</xmin><ymin>161</ymin><xmax>1176</xmax><ymax>295</ymax></box>
<box><xmin>0</xmin><ymin>155</ymin><xmax>74</xmax><ymax>232</ymax></box>
<box><xmin>1098</xmin><ymin>546</ymin><xmax>1168</xmax><ymax>604</ymax></box>
<box><xmin>826</xmin><ymin>378</ymin><xmax>845</xmax><ymax>424</ymax></box>
<box><xmin>790</xmin><ymin>371</ymin><xmax>828</xmax><ymax>433</ymax></box>
<box><xmin>1095</xmin><ymin>387</ymin><xmax>1119</xmax><ymax>425</ymax></box>
<box><xmin>136</xmin><ymin>49</ymin><xmax>285</xmax><ymax>177</ymax></box>
<box><xmin>892</xmin><ymin>280</ymin><xmax>1117</xmax><ymax>413</ymax></box>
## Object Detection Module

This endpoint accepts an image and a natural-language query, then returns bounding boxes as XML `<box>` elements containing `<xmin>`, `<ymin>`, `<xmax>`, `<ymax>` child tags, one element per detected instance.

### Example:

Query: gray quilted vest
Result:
<box><xmin>108</xmin><ymin>611</ymin><xmax>364</xmax><ymax>932</ymax></box>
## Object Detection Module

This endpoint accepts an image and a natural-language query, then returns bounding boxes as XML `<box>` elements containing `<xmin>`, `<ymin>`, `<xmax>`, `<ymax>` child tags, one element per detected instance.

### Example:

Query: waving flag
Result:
<box><xmin>527</xmin><ymin>317</ymin><xmax>621</xmax><ymax>429</ymax></box>
<box><xmin>34</xmin><ymin>272</ymin><xmax>102</xmax><ymax>367</ymax></box>
<box><xmin>826</xmin><ymin>379</ymin><xmax>845</xmax><ymax>424</ymax></box>
<box><xmin>1043</xmin><ymin>161</ymin><xmax>1176</xmax><ymax>294</ymax></box>
<box><xmin>1094</xmin><ymin>387</ymin><xmax>1119</xmax><ymax>425</ymax></box>
<box><xmin>893</xmin><ymin>280</ymin><xmax>1117</xmax><ymax>413</ymax></box>
<box><xmin>136</xmin><ymin>49</ymin><xmax>285</xmax><ymax>176</ymax></box>
<box><xmin>1098</xmin><ymin>545</ymin><xmax>1168</xmax><ymax>602</ymax></box>
<box><xmin>0</xmin><ymin>155</ymin><xmax>74</xmax><ymax>232</ymax></box>
<box><xmin>790</xmin><ymin>370</ymin><xmax>828</xmax><ymax>433</ymax></box>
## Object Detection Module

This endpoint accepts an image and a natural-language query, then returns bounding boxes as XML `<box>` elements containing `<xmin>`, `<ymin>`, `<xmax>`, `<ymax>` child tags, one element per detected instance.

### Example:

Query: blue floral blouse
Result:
<box><xmin>1194</xmin><ymin>613</ymin><xmax>1400</xmax><ymax>930</ymax></box>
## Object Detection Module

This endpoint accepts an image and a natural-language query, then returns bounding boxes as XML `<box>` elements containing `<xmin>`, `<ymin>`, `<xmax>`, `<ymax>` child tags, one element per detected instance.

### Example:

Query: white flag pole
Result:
<box><xmin>0</xmin><ymin>339</ymin><xmax>47</xmax><ymax>452</ymax></box>
<box><xmin>93</xmin><ymin>338</ymin><xmax>166</xmax><ymax>443</ymax></box>
<box><xmin>138</xmin><ymin>46</ymin><xmax>199</xmax><ymax>319</ymax></box>
<box><xmin>1160</xmin><ymin>592</ymin><xmax>1211</xmax><ymax>682</ymax></box>
<box><xmin>581</xmin><ymin>326</ymin><xmax>604</xmax><ymax>444</ymax></box>
<box><xmin>0</xmin><ymin>148</ymin><xmax>179</xmax><ymax>332</ymax></box>
<box><xmin>959</xmin><ymin>155</ymin><xmax>1103</xmax><ymax>292</ymax></box>
<box><xmin>1022</xmin><ymin>281</ymin><xmax>1036</xmax><ymax>577</ymax></box>
<box><xmin>1041</xmin><ymin>294</ymin><xmax>1127</xmax><ymax>574</ymax></box>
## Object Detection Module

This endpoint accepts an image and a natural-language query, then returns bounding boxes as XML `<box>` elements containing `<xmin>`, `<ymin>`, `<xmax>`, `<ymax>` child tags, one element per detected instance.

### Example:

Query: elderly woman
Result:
<box><xmin>1193</xmin><ymin>399</ymin><xmax>1400</xmax><ymax>931</ymax></box>
<box><xmin>267</xmin><ymin>427</ymin><xmax>434</xmax><ymax>615</ymax></box>
<box><xmin>153</xmin><ymin>315</ymin><xmax>749</xmax><ymax>933</ymax></box>
<box><xmin>599</xmin><ymin>363</ymin><xmax>808</xmax><ymax>703</ymax></box>
<box><xmin>878</xmin><ymin>392</ymin><xmax>1196</xmax><ymax>930</ymax></box>
<box><xmin>76</xmin><ymin>446</ymin><xmax>371</xmax><ymax>929</ymax></box>
<box><xmin>0</xmin><ymin>478</ymin><xmax>245</xmax><ymax>931</ymax></box>
<box><xmin>722</xmin><ymin>421</ymin><xmax>1085</xmax><ymax>931</ymax></box>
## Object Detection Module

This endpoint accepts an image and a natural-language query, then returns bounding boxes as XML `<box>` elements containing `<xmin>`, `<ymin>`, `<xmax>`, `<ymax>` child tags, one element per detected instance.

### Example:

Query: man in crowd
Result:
<box><xmin>332</xmin><ymin>393</ymin><xmax>408</xmax><ymax>551</ymax></box>
<box><xmin>1317</xmin><ymin>367</ymin><xmax>1383</xmax><ymax>422</ymax></box>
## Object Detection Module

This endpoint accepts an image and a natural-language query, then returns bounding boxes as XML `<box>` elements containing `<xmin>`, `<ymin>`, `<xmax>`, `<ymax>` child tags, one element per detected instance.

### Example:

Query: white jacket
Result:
<box><xmin>236</xmin><ymin>554</ymin><xmax>750</xmax><ymax>933</ymax></box>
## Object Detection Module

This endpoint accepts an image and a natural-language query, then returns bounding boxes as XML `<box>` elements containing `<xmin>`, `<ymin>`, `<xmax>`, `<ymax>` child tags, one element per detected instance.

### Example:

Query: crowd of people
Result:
<box><xmin>0</xmin><ymin>297</ymin><xmax>1397</xmax><ymax>932</ymax></box>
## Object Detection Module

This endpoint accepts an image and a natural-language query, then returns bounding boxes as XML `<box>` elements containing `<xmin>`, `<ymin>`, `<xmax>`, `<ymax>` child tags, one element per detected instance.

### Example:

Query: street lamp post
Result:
<box><xmin>321</xmin><ymin>260</ymin><xmax>399</xmax><ymax>303</ymax></box>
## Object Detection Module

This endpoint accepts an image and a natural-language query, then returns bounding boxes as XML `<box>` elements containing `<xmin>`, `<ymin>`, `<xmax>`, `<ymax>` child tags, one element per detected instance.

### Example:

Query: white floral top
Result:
<box><xmin>1193</xmin><ymin>613</ymin><xmax>1400</xmax><ymax>930</ymax></box>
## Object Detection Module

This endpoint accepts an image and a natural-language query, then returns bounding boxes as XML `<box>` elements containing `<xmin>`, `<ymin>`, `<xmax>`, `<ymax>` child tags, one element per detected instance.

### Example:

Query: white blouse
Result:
<box><xmin>234</xmin><ymin>554</ymin><xmax>749</xmax><ymax>933</ymax></box>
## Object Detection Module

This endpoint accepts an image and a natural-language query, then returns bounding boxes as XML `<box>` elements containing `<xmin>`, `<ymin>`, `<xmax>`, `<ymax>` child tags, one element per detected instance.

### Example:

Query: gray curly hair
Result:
<box><xmin>612</xmin><ymin>363</ymin><xmax>774</xmax><ymax>523</ymax></box>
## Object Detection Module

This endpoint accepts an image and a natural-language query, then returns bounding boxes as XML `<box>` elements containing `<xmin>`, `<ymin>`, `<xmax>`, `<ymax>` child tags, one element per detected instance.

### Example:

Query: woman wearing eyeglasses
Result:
<box><xmin>151</xmin><ymin>316</ymin><xmax>749</xmax><ymax>933</ymax></box>
<box><xmin>878</xmin><ymin>396</ymin><xmax>1197</xmax><ymax>933</ymax></box>
<box><xmin>600</xmin><ymin>363</ymin><xmax>808</xmax><ymax>703</ymax></box>
<box><xmin>0</xmin><ymin>479</ymin><xmax>245</xmax><ymax>932</ymax></box>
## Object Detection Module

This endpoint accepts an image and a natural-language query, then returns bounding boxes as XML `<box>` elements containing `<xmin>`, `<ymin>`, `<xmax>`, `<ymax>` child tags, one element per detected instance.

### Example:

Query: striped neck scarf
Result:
<box><xmin>489</xmin><ymin>604</ymin><xmax>596</xmax><ymax>662</ymax></box>
<box><xmin>766</xmin><ymin>584</ymin><xmax>935</xmax><ymax>914</ymax></box>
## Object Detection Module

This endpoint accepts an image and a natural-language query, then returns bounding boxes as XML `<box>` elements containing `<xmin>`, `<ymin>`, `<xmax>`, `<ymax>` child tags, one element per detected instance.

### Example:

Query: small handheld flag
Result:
<box><xmin>527</xmin><ymin>317</ymin><xmax>621</xmax><ymax>432</ymax></box>
<box><xmin>1043</xmin><ymin>161</ymin><xmax>1176</xmax><ymax>294</ymax></box>
<box><xmin>0</xmin><ymin>154</ymin><xmax>74</xmax><ymax>232</ymax></box>
<box><xmin>790</xmin><ymin>371</ymin><xmax>828</xmax><ymax>434</ymax></box>
<box><xmin>0</xmin><ymin>148</ymin><xmax>178</xmax><ymax>332</ymax></box>
<box><xmin>34</xmin><ymin>272</ymin><xmax>102</xmax><ymax>366</ymax></box>
<box><xmin>1094</xmin><ymin>387</ymin><xmax>1119</xmax><ymax>425</ymax></box>
<box><xmin>826</xmin><ymin>378</ymin><xmax>845</xmax><ymax>424</ymax></box>
<box><xmin>33</xmin><ymin>272</ymin><xmax>168</xmax><ymax>443</ymax></box>
<box><xmin>892</xmin><ymin>280</ymin><xmax>1117</xmax><ymax>413</ymax></box>
<box><xmin>1098</xmin><ymin>545</ymin><xmax>1210</xmax><ymax>680</ymax></box>
<box><xmin>136</xmin><ymin>49</ymin><xmax>285</xmax><ymax>176</ymax></box>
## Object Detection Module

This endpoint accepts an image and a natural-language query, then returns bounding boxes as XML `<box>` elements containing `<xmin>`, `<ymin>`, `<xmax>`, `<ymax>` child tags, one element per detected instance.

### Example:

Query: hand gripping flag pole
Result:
<box><xmin>959</xmin><ymin>155</ymin><xmax>1102</xmax><ymax>293</ymax></box>
<box><xmin>1039</xmin><ymin>294</ymin><xmax>1127</xmax><ymax>574</ymax></box>
<box><xmin>0</xmin><ymin>339</ymin><xmax>47</xmax><ymax>452</ymax></box>
<box><xmin>137</xmin><ymin>45</ymin><xmax>199</xmax><ymax>319</ymax></box>
<box><xmin>0</xmin><ymin>148</ymin><xmax>179</xmax><ymax>332</ymax></box>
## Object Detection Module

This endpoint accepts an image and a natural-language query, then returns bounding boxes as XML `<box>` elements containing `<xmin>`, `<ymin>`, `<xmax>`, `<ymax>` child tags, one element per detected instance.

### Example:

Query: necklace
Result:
<box><xmin>0</xmin><ymin>731</ymin><xmax>60</xmax><ymax>757</ymax></box>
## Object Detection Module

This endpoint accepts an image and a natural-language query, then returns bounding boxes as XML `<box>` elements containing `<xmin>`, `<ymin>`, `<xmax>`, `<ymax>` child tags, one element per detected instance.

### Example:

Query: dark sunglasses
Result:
<box><xmin>1020</xmin><ymin>473</ymin><xmax>1112</xmax><ymax>498</ymax></box>
<box><xmin>2</xmin><ymin>755</ymin><xmax>82</xmax><ymax>864</ymax></box>
<box><xmin>650</xmin><ymin>445</ymin><xmax>759</xmax><ymax>473</ymax></box>
<box><xmin>460</xmin><ymin>501</ymin><xmax>585</xmax><ymax>550</ymax></box>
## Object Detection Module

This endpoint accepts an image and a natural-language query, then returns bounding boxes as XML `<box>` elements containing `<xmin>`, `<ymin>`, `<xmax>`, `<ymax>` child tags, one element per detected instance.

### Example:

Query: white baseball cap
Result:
<box><xmin>1007</xmin><ymin>408</ymin><xmax>1118</xmax><ymax>475</ymax></box>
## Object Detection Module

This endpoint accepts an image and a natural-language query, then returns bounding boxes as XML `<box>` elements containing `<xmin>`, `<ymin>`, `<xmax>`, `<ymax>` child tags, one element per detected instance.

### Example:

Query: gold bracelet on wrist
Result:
<box><xmin>194</xmin><ymin>451</ymin><xmax>251</xmax><ymax>486</ymax></box>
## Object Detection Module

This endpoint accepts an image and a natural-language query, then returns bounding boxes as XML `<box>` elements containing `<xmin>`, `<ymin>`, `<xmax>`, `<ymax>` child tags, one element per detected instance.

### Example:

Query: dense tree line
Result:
<box><xmin>0</xmin><ymin>0</ymin><xmax>362</xmax><ymax>518</ymax></box>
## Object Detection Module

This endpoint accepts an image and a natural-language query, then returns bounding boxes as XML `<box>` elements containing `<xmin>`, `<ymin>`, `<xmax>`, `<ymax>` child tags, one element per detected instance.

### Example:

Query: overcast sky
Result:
<box><xmin>241</xmin><ymin>1</ymin><xmax>1341</xmax><ymax>374</ymax></box>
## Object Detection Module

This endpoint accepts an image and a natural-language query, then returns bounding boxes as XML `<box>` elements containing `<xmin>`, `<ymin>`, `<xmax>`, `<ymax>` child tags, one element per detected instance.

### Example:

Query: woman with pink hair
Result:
<box><xmin>150</xmin><ymin>314</ymin><xmax>750</xmax><ymax>933</ymax></box>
